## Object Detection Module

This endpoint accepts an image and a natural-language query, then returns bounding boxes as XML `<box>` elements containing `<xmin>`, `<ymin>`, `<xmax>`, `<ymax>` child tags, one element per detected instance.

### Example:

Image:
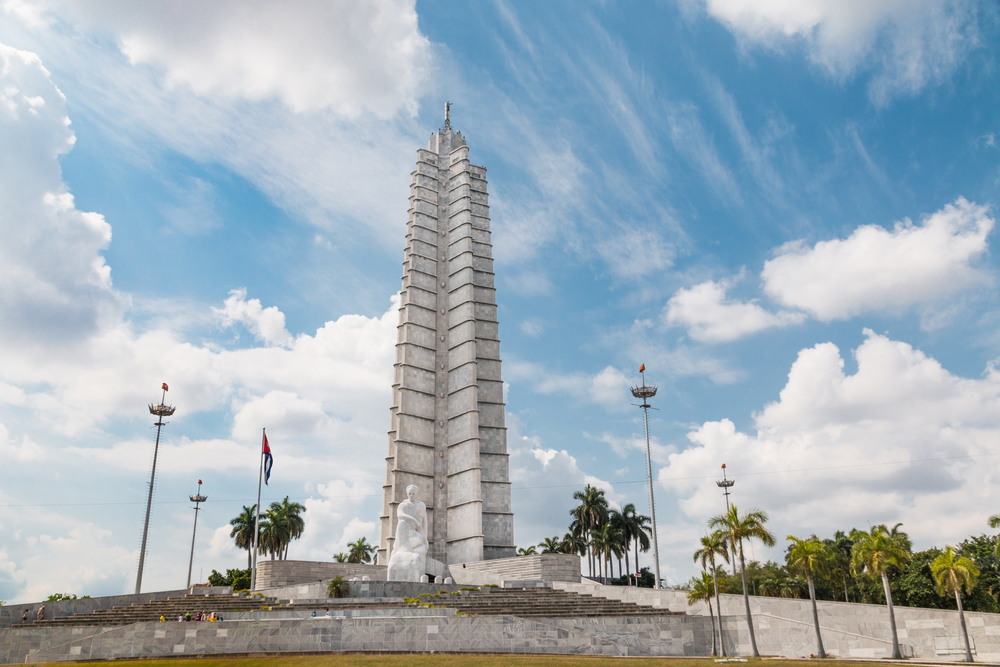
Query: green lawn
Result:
<box><xmin>34</xmin><ymin>657</ymin><xmax>904</xmax><ymax>667</ymax></box>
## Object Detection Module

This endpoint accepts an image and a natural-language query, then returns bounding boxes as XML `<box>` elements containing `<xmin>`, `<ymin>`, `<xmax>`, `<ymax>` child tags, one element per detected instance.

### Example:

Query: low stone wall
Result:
<box><xmin>454</xmin><ymin>554</ymin><xmax>580</xmax><ymax>584</ymax></box>
<box><xmin>0</xmin><ymin>589</ymin><xmax>193</xmax><ymax>629</ymax></box>
<box><xmin>555</xmin><ymin>581</ymin><xmax>1000</xmax><ymax>661</ymax></box>
<box><xmin>2</xmin><ymin>613</ymin><xmax>711</xmax><ymax>662</ymax></box>
<box><xmin>257</xmin><ymin>580</ymin><xmax>469</xmax><ymax>602</ymax></box>
<box><xmin>254</xmin><ymin>561</ymin><xmax>386</xmax><ymax>588</ymax></box>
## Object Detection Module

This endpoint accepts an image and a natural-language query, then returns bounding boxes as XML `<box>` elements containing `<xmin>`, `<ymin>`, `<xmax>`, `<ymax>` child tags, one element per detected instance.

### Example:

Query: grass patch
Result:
<box><xmin>33</xmin><ymin>657</ymin><xmax>907</xmax><ymax>667</ymax></box>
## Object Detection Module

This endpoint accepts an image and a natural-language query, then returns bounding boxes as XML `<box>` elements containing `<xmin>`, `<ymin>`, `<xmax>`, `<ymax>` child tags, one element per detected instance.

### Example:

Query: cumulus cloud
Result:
<box><xmin>21</xmin><ymin>0</ymin><xmax>433</xmax><ymax>116</ymax></box>
<box><xmin>0</xmin><ymin>43</ymin><xmax>401</xmax><ymax>601</ymax></box>
<box><xmin>698</xmin><ymin>0</ymin><xmax>979</xmax><ymax>103</ymax></box>
<box><xmin>214</xmin><ymin>288</ymin><xmax>293</xmax><ymax>347</ymax></box>
<box><xmin>762</xmin><ymin>198</ymin><xmax>993</xmax><ymax>321</ymax></box>
<box><xmin>0</xmin><ymin>44</ymin><xmax>122</xmax><ymax>347</ymax></box>
<box><xmin>666</xmin><ymin>277</ymin><xmax>805</xmax><ymax>342</ymax></box>
<box><xmin>661</xmin><ymin>329</ymin><xmax>1000</xmax><ymax>557</ymax></box>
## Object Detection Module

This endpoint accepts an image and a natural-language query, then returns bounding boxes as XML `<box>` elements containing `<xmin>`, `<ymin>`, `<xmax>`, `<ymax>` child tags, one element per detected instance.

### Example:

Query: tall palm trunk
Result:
<box><xmin>711</xmin><ymin>556</ymin><xmax>726</xmax><ymax>657</ymax></box>
<box><xmin>955</xmin><ymin>589</ymin><xmax>973</xmax><ymax>662</ymax></box>
<box><xmin>880</xmin><ymin>570</ymin><xmax>902</xmax><ymax>659</ymax></box>
<box><xmin>708</xmin><ymin>596</ymin><xmax>718</xmax><ymax>656</ymax></box>
<box><xmin>247</xmin><ymin>548</ymin><xmax>252</xmax><ymax>570</ymax></box>
<box><xmin>625</xmin><ymin>544</ymin><xmax>632</xmax><ymax>584</ymax></box>
<box><xmin>634</xmin><ymin>537</ymin><xmax>640</xmax><ymax>581</ymax></box>
<box><xmin>806</xmin><ymin>570</ymin><xmax>826</xmax><ymax>658</ymax></box>
<box><xmin>738</xmin><ymin>542</ymin><xmax>760</xmax><ymax>657</ymax></box>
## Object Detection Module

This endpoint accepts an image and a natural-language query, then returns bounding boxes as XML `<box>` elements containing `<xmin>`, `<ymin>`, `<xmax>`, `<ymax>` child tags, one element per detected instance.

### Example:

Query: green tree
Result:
<box><xmin>694</xmin><ymin>530</ymin><xmax>730</xmax><ymax>656</ymax></box>
<box><xmin>560</xmin><ymin>531</ymin><xmax>586</xmax><ymax>557</ymax></box>
<box><xmin>956</xmin><ymin>534</ymin><xmax>1000</xmax><ymax>613</ymax></box>
<box><xmin>709</xmin><ymin>504</ymin><xmax>775</xmax><ymax>657</ymax></box>
<box><xmin>272</xmin><ymin>496</ymin><xmax>307</xmax><ymax>560</ymax></box>
<box><xmin>625</xmin><ymin>507</ymin><xmax>652</xmax><ymax>582</ymax></box>
<box><xmin>332</xmin><ymin>552</ymin><xmax>348</xmax><ymax>563</ymax></box>
<box><xmin>207</xmin><ymin>568</ymin><xmax>251</xmax><ymax>590</ymax></box>
<box><xmin>931</xmin><ymin>546</ymin><xmax>980</xmax><ymax>663</ymax></box>
<box><xmin>538</xmin><ymin>536</ymin><xmax>563</xmax><ymax>554</ymax></box>
<box><xmin>688</xmin><ymin>571</ymin><xmax>719</xmax><ymax>656</ymax></box>
<box><xmin>516</xmin><ymin>545</ymin><xmax>538</xmax><ymax>556</ymax></box>
<box><xmin>988</xmin><ymin>513</ymin><xmax>1000</xmax><ymax>555</ymax></box>
<box><xmin>570</xmin><ymin>485</ymin><xmax>609</xmax><ymax>578</ymax></box>
<box><xmin>590</xmin><ymin>522</ymin><xmax>624</xmax><ymax>581</ymax></box>
<box><xmin>347</xmin><ymin>537</ymin><xmax>375</xmax><ymax>564</ymax></box>
<box><xmin>850</xmin><ymin>524</ymin><xmax>912</xmax><ymax>659</ymax></box>
<box><xmin>787</xmin><ymin>535</ymin><xmax>831</xmax><ymax>658</ymax></box>
<box><xmin>896</xmin><ymin>548</ymin><xmax>951</xmax><ymax>609</ymax></box>
<box><xmin>823</xmin><ymin>530</ymin><xmax>856</xmax><ymax>602</ymax></box>
<box><xmin>229</xmin><ymin>505</ymin><xmax>258</xmax><ymax>569</ymax></box>
<box><xmin>609</xmin><ymin>509</ymin><xmax>626</xmax><ymax>578</ymax></box>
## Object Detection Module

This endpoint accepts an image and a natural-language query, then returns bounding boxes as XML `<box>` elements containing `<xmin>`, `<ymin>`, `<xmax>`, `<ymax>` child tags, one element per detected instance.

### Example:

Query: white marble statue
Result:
<box><xmin>386</xmin><ymin>484</ymin><xmax>428</xmax><ymax>582</ymax></box>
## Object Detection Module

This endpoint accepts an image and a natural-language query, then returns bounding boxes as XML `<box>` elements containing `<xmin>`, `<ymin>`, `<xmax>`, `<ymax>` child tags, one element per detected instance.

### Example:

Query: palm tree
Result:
<box><xmin>590</xmin><ymin>522</ymin><xmax>624</xmax><ymax>581</ymax></box>
<box><xmin>332</xmin><ymin>552</ymin><xmax>348</xmax><ymax>562</ymax></box>
<box><xmin>931</xmin><ymin>546</ymin><xmax>980</xmax><ymax>662</ymax></box>
<box><xmin>270</xmin><ymin>496</ymin><xmax>306</xmax><ymax>560</ymax></box>
<box><xmin>347</xmin><ymin>537</ymin><xmax>375</xmax><ymax>564</ymax></box>
<box><xmin>571</xmin><ymin>485</ymin><xmax>609</xmax><ymax>578</ymax></box>
<box><xmin>538</xmin><ymin>536</ymin><xmax>563</xmax><ymax>554</ymax></box>
<box><xmin>787</xmin><ymin>535</ymin><xmax>830</xmax><ymax>658</ymax></box>
<box><xmin>694</xmin><ymin>531</ymin><xmax>730</xmax><ymax>656</ymax></box>
<box><xmin>609</xmin><ymin>510</ymin><xmax>627</xmax><ymax>579</ymax></box>
<box><xmin>257</xmin><ymin>510</ymin><xmax>286</xmax><ymax>560</ymax></box>
<box><xmin>618</xmin><ymin>503</ymin><xmax>642</xmax><ymax>582</ymax></box>
<box><xmin>850</xmin><ymin>524</ymin><xmax>912</xmax><ymax>659</ymax></box>
<box><xmin>630</xmin><ymin>510</ymin><xmax>652</xmax><ymax>583</ymax></box>
<box><xmin>229</xmin><ymin>505</ymin><xmax>258</xmax><ymax>569</ymax></box>
<box><xmin>517</xmin><ymin>545</ymin><xmax>538</xmax><ymax>556</ymax></box>
<box><xmin>823</xmin><ymin>530</ymin><xmax>855</xmax><ymax>602</ymax></box>
<box><xmin>988</xmin><ymin>514</ymin><xmax>1000</xmax><ymax>555</ymax></box>
<box><xmin>560</xmin><ymin>531</ymin><xmax>586</xmax><ymax>557</ymax></box>
<box><xmin>709</xmin><ymin>504</ymin><xmax>776</xmax><ymax>657</ymax></box>
<box><xmin>688</xmin><ymin>571</ymin><xmax>719</xmax><ymax>657</ymax></box>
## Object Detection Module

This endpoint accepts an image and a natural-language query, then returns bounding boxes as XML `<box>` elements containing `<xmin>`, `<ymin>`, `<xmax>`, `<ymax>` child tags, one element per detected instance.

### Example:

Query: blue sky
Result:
<box><xmin>1</xmin><ymin>0</ymin><xmax>999</xmax><ymax>603</ymax></box>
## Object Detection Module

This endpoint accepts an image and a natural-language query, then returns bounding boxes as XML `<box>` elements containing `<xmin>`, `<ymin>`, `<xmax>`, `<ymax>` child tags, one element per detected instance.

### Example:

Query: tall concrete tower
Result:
<box><xmin>378</xmin><ymin>108</ymin><xmax>515</xmax><ymax>567</ymax></box>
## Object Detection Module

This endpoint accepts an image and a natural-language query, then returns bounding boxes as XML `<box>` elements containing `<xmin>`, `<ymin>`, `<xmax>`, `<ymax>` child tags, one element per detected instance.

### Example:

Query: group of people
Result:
<box><xmin>309</xmin><ymin>609</ymin><xmax>332</xmax><ymax>618</ymax></box>
<box><xmin>158</xmin><ymin>611</ymin><xmax>223</xmax><ymax>622</ymax></box>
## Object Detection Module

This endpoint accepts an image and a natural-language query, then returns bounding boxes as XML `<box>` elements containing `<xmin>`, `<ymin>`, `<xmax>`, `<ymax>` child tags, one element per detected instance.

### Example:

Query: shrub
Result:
<box><xmin>326</xmin><ymin>576</ymin><xmax>349</xmax><ymax>599</ymax></box>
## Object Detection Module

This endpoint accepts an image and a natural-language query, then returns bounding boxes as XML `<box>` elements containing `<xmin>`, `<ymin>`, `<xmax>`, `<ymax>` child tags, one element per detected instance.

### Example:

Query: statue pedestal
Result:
<box><xmin>386</xmin><ymin>553</ymin><xmax>449</xmax><ymax>582</ymax></box>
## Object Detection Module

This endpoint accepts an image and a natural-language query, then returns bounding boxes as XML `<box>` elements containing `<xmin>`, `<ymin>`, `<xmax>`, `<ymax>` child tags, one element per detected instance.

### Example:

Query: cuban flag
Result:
<box><xmin>263</xmin><ymin>434</ymin><xmax>273</xmax><ymax>485</ymax></box>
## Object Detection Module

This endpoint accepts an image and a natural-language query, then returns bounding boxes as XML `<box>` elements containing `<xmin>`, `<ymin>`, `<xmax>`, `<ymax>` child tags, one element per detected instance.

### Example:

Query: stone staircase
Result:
<box><xmin>27</xmin><ymin>594</ymin><xmax>280</xmax><ymax>628</ymax></box>
<box><xmin>433</xmin><ymin>587</ymin><xmax>685</xmax><ymax>618</ymax></box>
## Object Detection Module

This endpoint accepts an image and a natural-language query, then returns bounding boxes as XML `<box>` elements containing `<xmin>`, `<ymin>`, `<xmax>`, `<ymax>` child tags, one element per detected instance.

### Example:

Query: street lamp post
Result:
<box><xmin>630</xmin><ymin>364</ymin><xmax>661</xmax><ymax>590</ymax></box>
<box><xmin>136</xmin><ymin>383</ymin><xmax>175</xmax><ymax>595</ymax></box>
<box><xmin>187</xmin><ymin>479</ymin><xmax>207</xmax><ymax>589</ymax></box>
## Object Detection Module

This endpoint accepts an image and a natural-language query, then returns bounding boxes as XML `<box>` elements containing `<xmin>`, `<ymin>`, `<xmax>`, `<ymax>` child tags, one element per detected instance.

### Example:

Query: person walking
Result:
<box><xmin>21</xmin><ymin>610</ymin><xmax>28</xmax><ymax>625</ymax></box>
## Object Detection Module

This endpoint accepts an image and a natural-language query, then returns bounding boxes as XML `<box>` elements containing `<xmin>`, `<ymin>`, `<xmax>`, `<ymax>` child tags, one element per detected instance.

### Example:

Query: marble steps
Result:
<box><xmin>430</xmin><ymin>587</ymin><xmax>687</xmax><ymax>618</ymax></box>
<box><xmin>30</xmin><ymin>595</ymin><xmax>280</xmax><ymax>627</ymax></box>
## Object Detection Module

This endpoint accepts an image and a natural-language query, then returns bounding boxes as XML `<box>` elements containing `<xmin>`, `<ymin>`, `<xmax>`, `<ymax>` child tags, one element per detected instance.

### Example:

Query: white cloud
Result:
<box><xmin>596</xmin><ymin>228</ymin><xmax>676</xmax><ymax>280</ymax></box>
<box><xmin>214</xmin><ymin>288</ymin><xmax>293</xmax><ymax>347</ymax></box>
<box><xmin>698</xmin><ymin>0</ymin><xmax>979</xmax><ymax>103</ymax></box>
<box><xmin>661</xmin><ymin>329</ymin><xmax>1000</xmax><ymax>560</ymax></box>
<box><xmin>762</xmin><ymin>198</ymin><xmax>993</xmax><ymax>321</ymax></box>
<box><xmin>28</xmin><ymin>0</ymin><xmax>432</xmax><ymax>117</ymax></box>
<box><xmin>0</xmin><ymin>43</ymin><xmax>122</xmax><ymax>348</ymax></box>
<box><xmin>505</xmin><ymin>362</ymin><xmax>633</xmax><ymax>411</ymax></box>
<box><xmin>666</xmin><ymin>277</ymin><xmax>806</xmax><ymax>342</ymax></box>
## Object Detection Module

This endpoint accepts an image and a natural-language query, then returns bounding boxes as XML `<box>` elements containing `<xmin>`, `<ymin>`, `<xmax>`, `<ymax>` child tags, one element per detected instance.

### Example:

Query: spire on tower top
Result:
<box><xmin>443</xmin><ymin>101</ymin><xmax>452</xmax><ymax>129</ymax></box>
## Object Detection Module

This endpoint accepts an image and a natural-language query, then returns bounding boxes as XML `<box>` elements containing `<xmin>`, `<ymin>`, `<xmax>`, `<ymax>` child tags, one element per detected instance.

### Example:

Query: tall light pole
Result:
<box><xmin>716</xmin><ymin>463</ymin><xmax>734</xmax><ymax>511</ymax></box>
<box><xmin>187</xmin><ymin>479</ymin><xmax>207</xmax><ymax>589</ymax></box>
<box><xmin>136</xmin><ymin>383</ymin><xmax>175</xmax><ymax>595</ymax></box>
<box><xmin>630</xmin><ymin>364</ymin><xmax>661</xmax><ymax>589</ymax></box>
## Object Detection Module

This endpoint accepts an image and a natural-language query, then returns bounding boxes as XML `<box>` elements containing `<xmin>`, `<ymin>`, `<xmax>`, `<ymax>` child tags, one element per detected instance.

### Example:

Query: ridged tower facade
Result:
<box><xmin>377</xmin><ymin>112</ymin><xmax>515</xmax><ymax>567</ymax></box>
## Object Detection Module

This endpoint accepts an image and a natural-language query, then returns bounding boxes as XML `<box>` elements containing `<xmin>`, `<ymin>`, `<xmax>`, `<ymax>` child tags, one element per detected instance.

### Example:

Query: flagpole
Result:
<box><xmin>251</xmin><ymin>427</ymin><xmax>265</xmax><ymax>592</ymax></box>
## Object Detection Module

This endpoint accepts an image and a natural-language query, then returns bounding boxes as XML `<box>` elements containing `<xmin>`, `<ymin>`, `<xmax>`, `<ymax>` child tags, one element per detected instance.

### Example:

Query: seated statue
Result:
<box><xmin>387</xmin><ymin>484</ymin><xmax>428</xmax><ymax>582</ymax></box>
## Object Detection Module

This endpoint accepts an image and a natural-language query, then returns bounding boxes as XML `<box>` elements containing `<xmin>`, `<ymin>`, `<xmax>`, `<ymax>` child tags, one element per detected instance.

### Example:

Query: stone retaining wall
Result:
<box><xmin>454</xmin><ymin>554</ymin><xmax>580</xmax><ymax>584</ymax></box>
<box><xmin>555</xmin><ymin>581</ymin><xmax>1000</xmax><ymax>662</ymax></box>
<box><xmin>254</xmin><ymin>561</ymin><xmax>386</xmax><ymax>588</ymax></box>
<box><xmin>2</xmin><ymin>613</ymin><xmax>710</xmax><ymax>662</ymax></box>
